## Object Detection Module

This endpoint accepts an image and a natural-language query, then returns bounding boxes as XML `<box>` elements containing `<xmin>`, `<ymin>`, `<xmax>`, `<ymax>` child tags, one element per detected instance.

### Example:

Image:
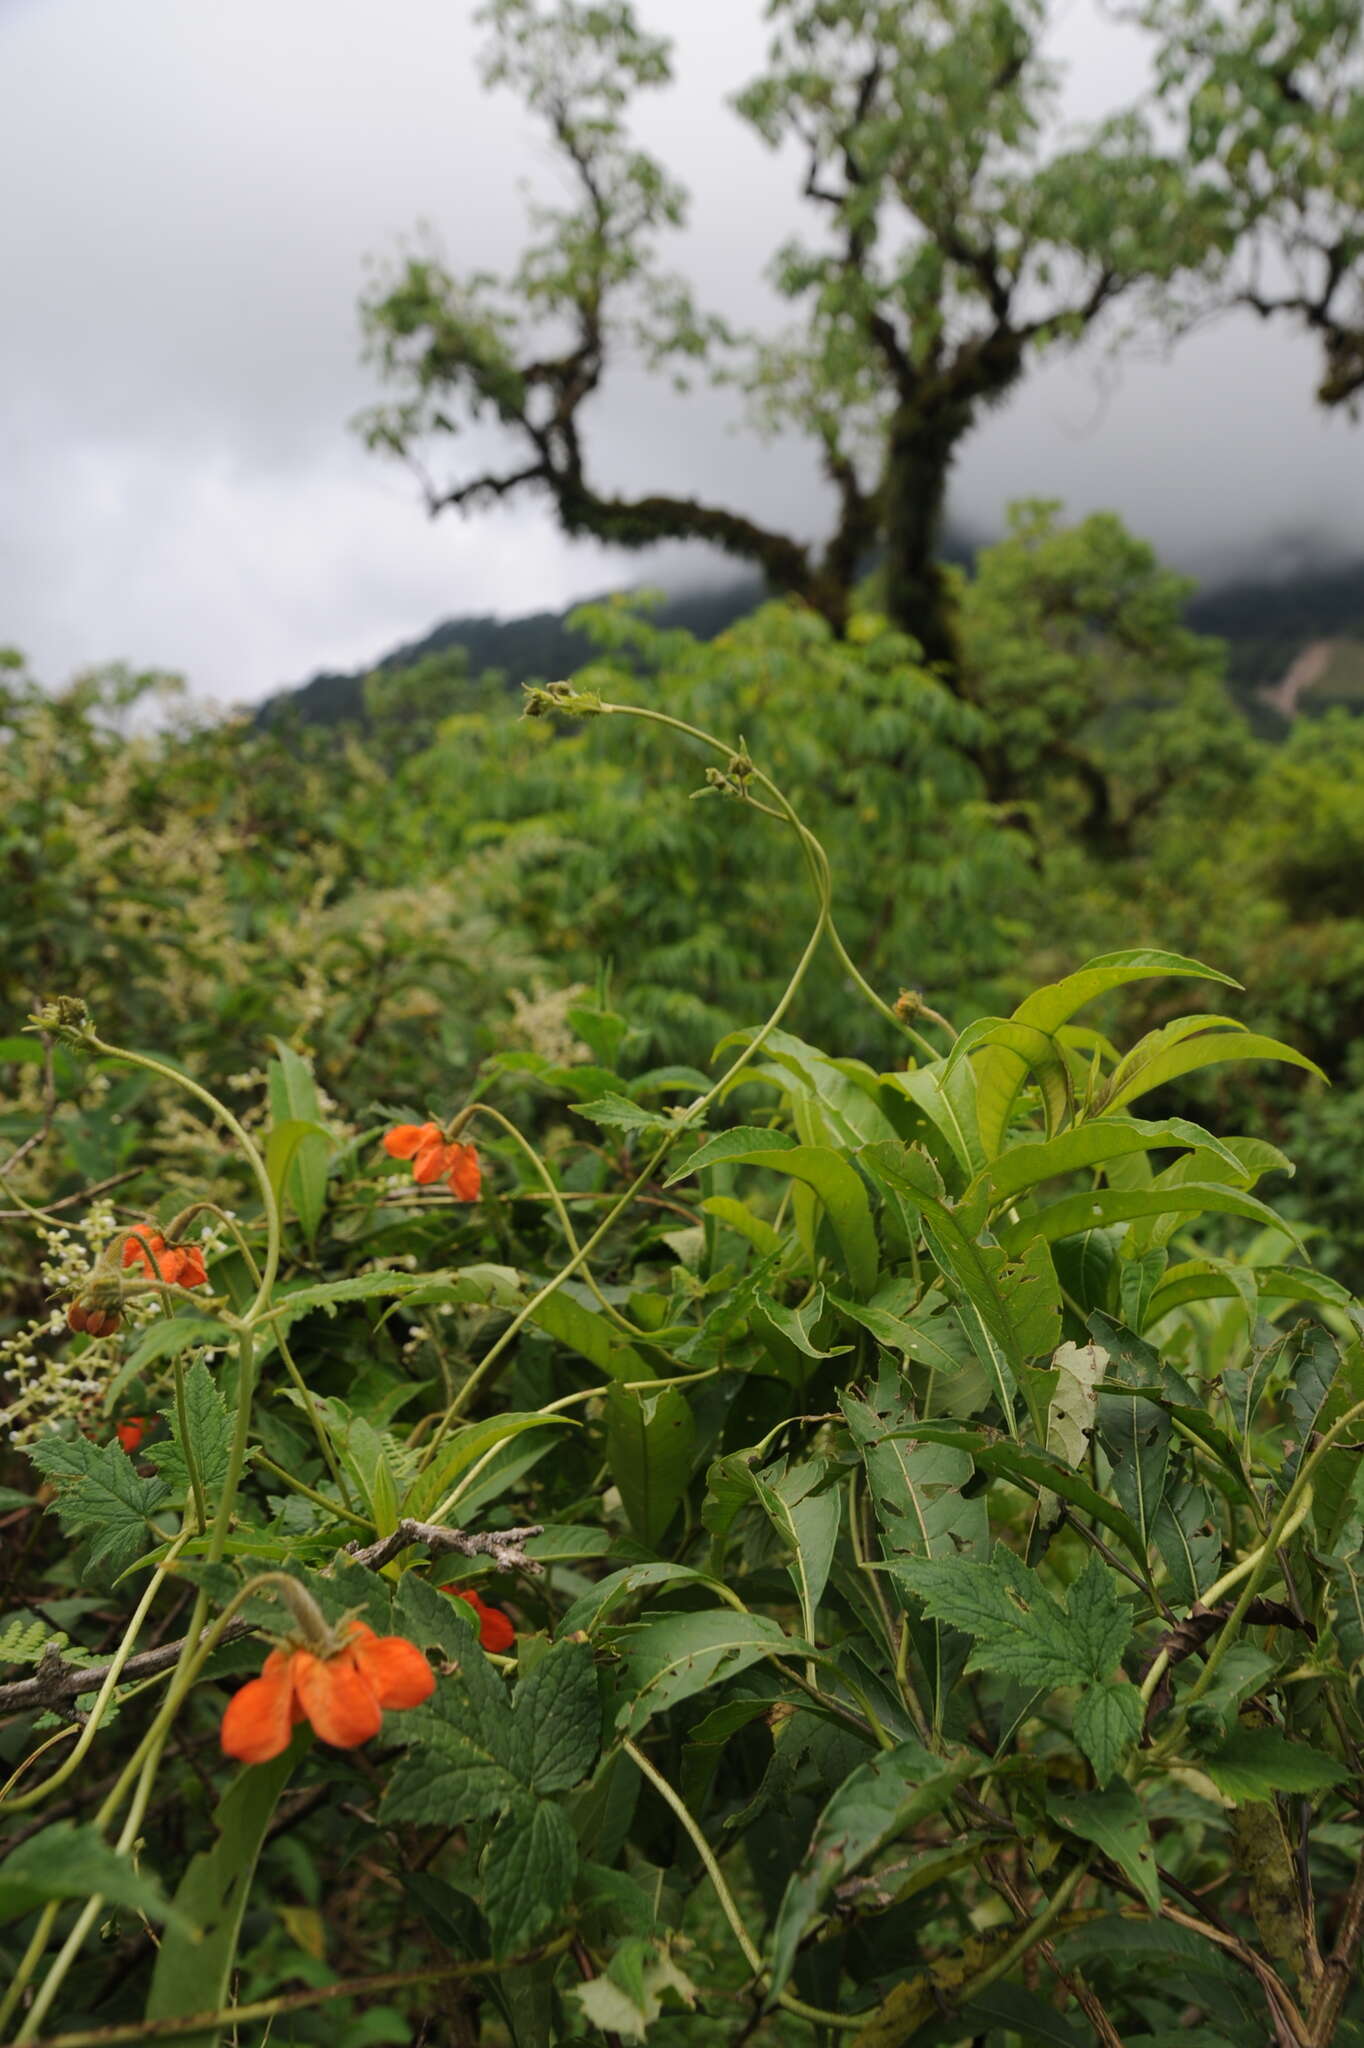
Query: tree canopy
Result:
<box><xmin>358</xmin><ymin>0</ymin><xmax>1364</xmax><ymax>669</ymax></box>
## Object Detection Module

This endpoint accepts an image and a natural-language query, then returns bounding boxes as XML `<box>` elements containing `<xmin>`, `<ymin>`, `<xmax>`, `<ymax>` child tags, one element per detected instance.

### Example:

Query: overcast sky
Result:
<box><xmin>2</xmin><ymin>0</ymin><xmax>1361</xmax><ymax>706</ymax></box>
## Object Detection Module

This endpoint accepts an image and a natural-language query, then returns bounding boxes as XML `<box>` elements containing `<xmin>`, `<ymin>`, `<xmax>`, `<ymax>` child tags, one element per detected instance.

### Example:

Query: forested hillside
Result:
<box><xmin>263</xmin><ymin>544</ymin><xmax>1364</xmax><ymax>733</ymax></box>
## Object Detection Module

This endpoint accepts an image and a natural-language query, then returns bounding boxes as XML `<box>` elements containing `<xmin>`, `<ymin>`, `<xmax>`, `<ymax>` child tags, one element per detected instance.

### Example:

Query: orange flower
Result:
<box><xmin>121</xmin><ymin>1231</ymin><xmax>209</xmax><ymax>1289</ymax></box>
<box><xmin>115</xmin><ymin>1416</ymin><xmax>149</xmax><ymax>1454</ymax></box>
<box><xmin>441</xmin><ymin>1585</ymin><xmax>515</xmax><ymax>1654</ymax></box>
<box><xmin>221</xmin><ymin>1620</ymin><xmax>434</xmax><ymax>1765</ymax></box>
<box><xmin>383</xmin><ymin>1122</ymin><xmax>481</xmax><ymax>1202</ymax></box>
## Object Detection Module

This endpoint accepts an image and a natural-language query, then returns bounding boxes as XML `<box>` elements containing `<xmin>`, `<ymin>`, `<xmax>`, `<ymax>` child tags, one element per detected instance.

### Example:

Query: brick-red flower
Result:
<box><xmin>115</xmin><ymin>1416</ymin><xmax>149</xmax><ymax>1454</ymax></box>
<box><xmin>441</xmin><ymin>1585</ymin><xmax>515</xmax><ymax>1654</ymax></box>
<box><xmin>221</xmin><ymin>1620</ymin><xmax>434</xmax><ymax>1764</ymax></box>
<box><xmin>121</xmin><ymin>1231</ymin><xmax>209</xmax><ymax>1289</ymax></box>
<box><xmin>383</xmin><ymin>1122</ymin><xmax>481</xmax><ymax>1202</ymax></box>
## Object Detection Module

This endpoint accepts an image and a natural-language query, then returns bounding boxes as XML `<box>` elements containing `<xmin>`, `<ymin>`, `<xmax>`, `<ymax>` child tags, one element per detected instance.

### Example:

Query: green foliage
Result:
<box><xmin>11</xmin><ymin>518</ymin><xmax>1364</xmax><ymax>2044</ymax></box>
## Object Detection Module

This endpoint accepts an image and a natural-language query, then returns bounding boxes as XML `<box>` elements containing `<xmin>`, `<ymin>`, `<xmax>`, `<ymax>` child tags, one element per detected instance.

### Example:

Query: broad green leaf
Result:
<box><xmin>953</xmin><ymin>1017</ymin><xmax>1073</xmax><ymax>1154</ymax></box>
<box><xmin>972</xmin><ymin>951</ymin><xmax>1239</xmax><ymax>1161</ymax></box>
<box><xmin>560</xmin><ymin>1561</ymin><xmax>730</xmax><ymax>1636</ymax></box>
<box><xmin>979</xmin><ymin>1116</ymin><xmax>1245</xmax><ymax>1207</ymax></box>
<box><xmin>882</xmin><ymin>1060</ymin><xmax>984</xmax><ymax>1182</ymax></box>
<box><xmin>664</xmin><ymin>1125</ymin><xmax>795</xmax><ymax>1186</ymax></box>
<box><xmin>997</xmin><ymin>1181</ymin><xmax>1298</xmax><ymax>1255</ymax></box>
<box><xmin>146</xmin><ymin>1360</ymin><xmax>232</xmax><ymax>1499</ymax></box>
<box><xmin>146</xmin><ymin>1744</ymin><xmax>298</xmax><ymax>2045</ymax></box>
<box><xmin>1098</xmin><ymin>1027</ymin><xmax>1325</xmax><ymax>1114</ymax></box>
<box><xmin>708</xmin><ymin>1456</ymin><xmax>840</xmax><ymax>1636</ymax></box>
<box><xmin>713</xmin><ymin>1027</ymin><xmax>895</xmax><ymax>1139</ymax></box>
<box><xmin>605</xmin><ymin>1383</ymin><xmax>695</xmax><ymax>1547</ymax></box>
<box><xmin>267</xmin><ymin>1038</ymin><xmax>333</xmax><ymax>1241</ymax></box>
<box><xmin>482</xmin><ymin>1797</ymin><xmax>577</xmax><ymax>1956</ymax></box>
<box><xmin>1090</xmin><ymin>1315</ymin><xmax>1172</xmax><ymax>1551</ymax></box>
<box><xmin>1145</xmin><ymin>1261</ymin><xmax>1351</xmax><ymax>1325</ymax></box>
<box><xmin>862</xmin><ymin>1144</ymin><xmax>1060</xmax><ymax>1434</ymax></box>
<box><xmin>1052</xmin><ymin>1782</ymin><xmax>1159</xmax><ymax>1910</ymax></box>
<box><xmin>841</xmin><ymin>1392</ymin><xmax>987</xmax><ymax>1565</ymax></box>
<box><xmin>615</xmin><ymin>1610</ymin><xmax>799</xmax><ymax>1734</ymax></box>
<box><xmin>876</xmin><ymin>1422</ymin><xmax>1148</xmax><ymax>1571</ymax></box>
<box><xmin>767</xmin><ymin>1743</ymin><xmax>975</xmax><ymax>1995</ymax></box>
<box><xmin>529</xmin><ymin>1285</ymin><xmax>654</xmax><ymax>1381</ymax></box>
<box><xmin>27</xmin><ymin>1435</ymin><xmax>173</xmax><ymax>1577</ymax></box>
<box><xmin>0</xmin><ymin>1822</ymin><xmax>192</xmax><ymax>1930</ymax></box>
<box><xmin>1199</xmin><ymin>1729</ymin><xmax>1347</xmax><ymax>1803</ymax></box>
<box><xmin>691</xmin><ymin>1143</ymin><xmax>879</xmax><ymax>1296</ymax></box>
<box><xmin>700</xmin><ymin>1194</ymin><xmax>783</xmax><ymax>1258</ymax></box>
<box><xmin>405</xmin><ymin>1412</ymin><xmax>577</xmax><ymax>1524</ymax></box>
<box><xmin>507</xmin><ymin>1639</ymin><xmax>601</xmax><ymax>1794</ymax></box>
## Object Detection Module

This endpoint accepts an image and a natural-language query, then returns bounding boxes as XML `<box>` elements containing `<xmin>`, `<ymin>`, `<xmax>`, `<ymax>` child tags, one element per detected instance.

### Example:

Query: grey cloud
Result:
<box><xmin>1</xmin><ymin>0</ymin><xmax>1359</xmax><ymax>702</ymax></box>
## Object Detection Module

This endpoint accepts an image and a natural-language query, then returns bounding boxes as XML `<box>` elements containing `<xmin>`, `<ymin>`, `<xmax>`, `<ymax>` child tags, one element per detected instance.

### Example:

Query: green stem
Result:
<box><xmin>172</xmin><ymin>1354</ymin><xmax>209</xmax><ymax>1532</ymax></box>
<box><xmin>83</xmin><ymin>1034</ymin><xmax>281</xmax><ymax>1320</ymax></box>
<box><xmin>622</xmin><ymin>1737</ymin><xmax>862</xmax><ymax>2032</ymax></box>
<box><xmin>0</xmin><ymin>1535</ymin><xmax>192</xmax><ymax>1812</ymax></box>
<box><xmin>250</xmin><ymin>1450</ymin><xmax>374</xmax><ymax>1531</ymax></box>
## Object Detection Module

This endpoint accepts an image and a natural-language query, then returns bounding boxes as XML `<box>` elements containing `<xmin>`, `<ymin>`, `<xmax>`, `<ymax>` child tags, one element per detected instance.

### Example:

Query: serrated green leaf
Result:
<box><xmin>894</xmin><ymin>1548</ymin><xmax>1132</xmax><ymax>1698</ymax></box>
<box><xmin>148</xmin><ymin>1360</ymin><xmax>231</xmax><ymax>1496</ymax></box>
<box><xmin>1072</xmin><ymin>1678</ymin><xmax>1143</xmax><ymax>1785</ymax></box>
<box><xmin>508</xmin><ymin>1638</ymin><xmax>600</xmax><ymax>1794</ymax></box>
<box><xmin>27</xmin><ymin>1435</ymin><xmax>173</xmax><ymax>1576</ymax></box>
<box><xmin>383</xmin><ymin>1650</ymin><xmax>522</xmax><ymax>1826</ymax></box>
<box><xmin>574</xmin><ymin>1092</ymin><xmax>677</xmax><ymax>1132</ymax></box>
<box><xmin>482</xmin><ymin>1796</ymin><xmax>577</xmax><ymax>1955</ymax></box>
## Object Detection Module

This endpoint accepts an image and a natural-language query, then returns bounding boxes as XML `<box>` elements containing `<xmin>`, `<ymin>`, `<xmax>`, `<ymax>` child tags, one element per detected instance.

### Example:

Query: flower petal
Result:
<box><xmin>410</xmin><ymin>1138</ymin><xmax>450</xmax><ymax>1185</ymax></box>
<box><xmin>384</xmin><ymin>1122</ymin><xmax>440</xmax><ymax>1161</ymax></box>
<box><xmin>442</xmin><ymin>1586</ymin><xmax>515</xmax><ymax>1654</ymax></box>
<box><xmin>122</xmin><ymin>1231</ymin><xmax>169</xmax><ymax>1279</ymax></box>
<box><xmin>446</xmin><ymin>1144</ymin><xmax>482</xmax><ymax>1204</ymax></box>
<box><xmin>346</xmin><ymin>1624</ymin><xmax>436</xmax><ymax>1710</ymax></box>
<box><xmin>221</xmin><ymin>1648</ymin><xmax>299</xmax><ymax>1764</ymax></box>
<box><xmin>176</xmin><ymin>1245</ymin><xmax>209</xmax><ymax>1288</ymax></box>
<box><xmin>294</xmin><ymin>1646</ymin><xmax>384</xmax><ymax>1748</ymax></box>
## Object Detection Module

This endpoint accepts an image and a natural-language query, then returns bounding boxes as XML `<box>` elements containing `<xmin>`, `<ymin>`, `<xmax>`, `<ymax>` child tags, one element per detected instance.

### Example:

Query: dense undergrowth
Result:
<box><xmin>5</xmin><ymin>511</ymin><xmax>1364</xmax><ymax>2045</ymax></box>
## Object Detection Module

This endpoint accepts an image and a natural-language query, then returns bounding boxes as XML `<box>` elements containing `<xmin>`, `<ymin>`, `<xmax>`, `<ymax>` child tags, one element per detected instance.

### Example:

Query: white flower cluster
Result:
<box><xmin>506</xmin><ymin>980</ymin><xmax>592</xmax><ymax>1067</ymax></box>
<box><xmin>1</xmin><ymin>1199</ymin><xmax>161</xmax><ymax>1445</ymax></box>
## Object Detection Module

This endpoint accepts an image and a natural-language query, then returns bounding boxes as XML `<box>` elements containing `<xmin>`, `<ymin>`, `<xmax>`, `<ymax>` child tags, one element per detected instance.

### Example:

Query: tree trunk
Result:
<box><xmin>879</xmin><ymin>396</ymin><xmax>970</xmax><ymax>672</ymax></box>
